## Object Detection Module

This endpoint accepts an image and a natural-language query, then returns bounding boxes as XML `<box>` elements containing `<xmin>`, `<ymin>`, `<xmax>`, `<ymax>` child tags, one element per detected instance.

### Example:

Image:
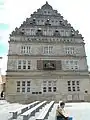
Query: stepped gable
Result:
<box><xmin>10</xmin><ymin>1</ymin><xmax>82</xmax><ymax>38</ymax></box>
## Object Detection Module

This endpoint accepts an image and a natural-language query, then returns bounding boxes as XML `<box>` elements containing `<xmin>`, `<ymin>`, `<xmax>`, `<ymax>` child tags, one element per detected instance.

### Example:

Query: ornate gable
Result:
<box><xmin>10</xmin><ymin>1</ymin><xmax>82</xmax><ymax>40</ymax></box>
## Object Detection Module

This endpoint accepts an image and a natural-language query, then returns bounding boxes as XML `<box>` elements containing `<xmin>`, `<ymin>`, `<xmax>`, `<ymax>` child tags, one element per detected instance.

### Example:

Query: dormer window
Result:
<box><xmin>36</xmin><ymin>28</ymin><xmax>43</xmax><ymax>36</ymax></box>
<box><xmin>44</xmin><ymin>11</ymin><xmax>46</xmax><ymax>13</ymax></box>
<box><xmin>53</xmin><ymin>30</ymin><xmax>60</xmax><ymax>37</ymax></box>
<box><xmin>47</xmin><ymin>19</ymin><xmax>50</xmax><ymax>21</ymax></box>
<box><xmin>38</xmin><ymin>28</ymin><xmax>42</xmax><ymax>31</ymax></box>
<box><xmin>33</xmin><ymin>18</ymin><xmax>36</xmax><ymax>21</ymax></box>
<box><xmin>45</xmin><ymin>19</ymin><xmax>51</xmax><ymax>26</ymax></box>
<box><xmin>55</xmin><ymin>30</ymin><xmax>58</xmax><ymax>32</ymax></box>
<box><xmin>30</xmin><ymin>22</ymin><xmax>33</xmax><ymax>25</ymax></box>
<box><xmin>20</xmin><ymin>29</ymin><xmax>25</xmax><ymax>35</ymax></box>
<box><xmin>60</xmin><ymin>20</ymin><xmax>65</xmax><ymax>26</ymax></box>
<box><xmin>71</xmin><ymin>30</ymin><xmax>75</xmax><ymax>36</ymax></box>
<box><xmin>30</xmin><ymin>18</ymin><xmax>36</xmax><ymax>25</ymax></box>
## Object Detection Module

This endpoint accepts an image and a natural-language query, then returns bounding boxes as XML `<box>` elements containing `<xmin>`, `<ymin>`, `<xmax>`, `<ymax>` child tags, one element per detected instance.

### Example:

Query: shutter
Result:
<box><xmin>37</xmin><ymin>60</ymin><xmax>43</xmax><ymax>70</ymax></box>
<box><xmin>56</xmin><ymin>60</ymin><xmax>62</xmax><ymax>70</ymax></box>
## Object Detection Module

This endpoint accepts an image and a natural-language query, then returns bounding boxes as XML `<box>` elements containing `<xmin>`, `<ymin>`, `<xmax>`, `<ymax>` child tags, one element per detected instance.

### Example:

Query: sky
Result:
<box><xmin>0</xmin><ymin>0</ymin><xmax>90</xmax><ymax>74</ymax></box>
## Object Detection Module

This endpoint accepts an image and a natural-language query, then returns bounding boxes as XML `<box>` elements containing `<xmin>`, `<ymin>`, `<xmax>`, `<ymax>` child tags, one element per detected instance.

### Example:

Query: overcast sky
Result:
<box><xmin>0</xmin><ymin>0</ymin><xmax>90</xmax><ymax>74</ymax></box>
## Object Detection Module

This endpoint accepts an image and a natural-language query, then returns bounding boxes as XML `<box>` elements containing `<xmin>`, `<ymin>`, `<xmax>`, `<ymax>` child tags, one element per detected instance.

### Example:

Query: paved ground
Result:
<box><xmin>0</xmin><ymin>100</ymin><xmax>90</xmax><ymax>120</ymax></box>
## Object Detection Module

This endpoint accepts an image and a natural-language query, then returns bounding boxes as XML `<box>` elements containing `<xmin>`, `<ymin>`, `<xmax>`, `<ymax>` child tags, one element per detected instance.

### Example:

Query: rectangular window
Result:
<box><xmin>43</xmin><ymin>87</ymin><xmax>47</xmax><ymax>92</ymax></box>
<box><xmin>48</xmin><ymin>83</ymin><xmax>52</xmax><ymax>86</ymax></box>
<box><xmin>48</xmin><ymin>81</ymin><xmax>51</xmax><ymax>83</ymax></box>
<box><xmin>27</xmin><ymin>46</ymin><xmax>31</xmax><ymax>53</ymax></box>
<box><xmin>68</xmin><ymin>87</ymin><xmax>71</xmax><ymax>91</ymax></box>
<box><xmin>27</xmin><ymin>46</ymin><xmax>28</xmax><ymax>53</ymax></box>
<box><xmin>23</xmin><ymin>46</ymin><xmax>26</xmax><ymax>53</ymax></box>
<box><xmin>44</xmin><ymin>47</ymin><xmax>48</xmax><ymax>54</ymax></box>
<box><xmin>17</xmin><ymin>81</ymin><xmax>20</xmax><ymax>86</ymax></box>
<box><xmin>53</xmin><ymin>87</ymin><xmax>56</xmax><ymax>92</ymax></box>
<box><xmin>43</xmin><ymin>46</ymin><xmax>53</xmax><ymax>54</ymax></box>
<box><xmin>75</xmin><ymin>66</ymin><xmax>78</xmax><ymax>70</ymax></box>
<box><xmin>21</xmin><ymin>46</ymin><xmax>31</xmax><ymax>54</ymax></box>
<box><xmin>43</xmin><ymin>81</ymin><xmax>47</xmax><ymax>86</ymax></box>
<box><xmin>77</xmin><ymin>86</ymin><xmax>80</xmax><ymax>91</ymax></box>
<box><xmin>17</xmin><ymin>88</ymin><xmax>20</xmax><ymax>92</ymax></box>
<box><xmin>28</xmin><ymin>61</ymin><xmax>31</xmax><ymax>69</ymax></box>
<box><xmin>75</xmin><ymin>61</ymin><xmax>78</xmax><ymax>65</ymax></box>
<box><xmin>72</xmin><ymin>87</ymin><xmax>75</xmax><ymax>91</ymax></box>
<box><xmin>22</xmin><ymin>81</ymin><xmax>25</xmax><ymax>86</ymax></box>
<box><xmin>22</xmin><ymin>88</ymin><xmax>25</xmax><ymax>92</ymax></box>
<box><xmin>66</xmin><ymin>66</ymin><xmax>69</xmax><ymax>69</ymax></box>
<box><xmin>27</xmin><ymin>81</ymin><xmax>30</xmax><ymax>86</ymax></box>
<box><xmin>21</xmin><ymin>46</ymin><xmax>23</xmax><ymax>53</ymax></box>
<box><xmin>71</xmin><ymin>66</ymin><xmax>74</xmax><ymax>69</ymax></box>
<box><xmin>18</xmin><ymin>66</ymin><xmax>21</xmax><ymax>69</ymax></box>
<box><xmin>43</xmin><ymin>81</ymin><xmax>47</xmax><ymax>83</ymax></box>
<box><xmin>27</xmin><ymin>88</ymin><xmax>30</xmax><ymax>92</ymax></box>
<box><xmin>23</xmin><ymin>60</ymin><xmax>26</xmax><ymax>69</ymax></box>
<box><xmin>23</xmin><ymin>66</ymin><xmax>26</xmax><ymax>69</ymax></box>
<box><xmin>48</xmin><ymin>87</ymin><xmax>52</xmax><ymax>92</ymax></box>
<box><xmin>29</xmin><ymin>46</ymin><xmax>31</xmax><ymax>53</ymax></box>
<box><xmin>72</xmin><ymin>81</ymin><xmax>75</xmax><ymax>85</ymax></box>
<box><xmin>65</xmin><ymin>47</ymin><xmax>74</xmax><ymax>55</ymax></box>
<box><xmin>70</xmin><ymin>61</ymin><xmax>73</xmax><ymax>64</ymax></box>
<box><xmin>76</xmin><ymin>81</ymin><xmax>79</xmax><ymax>85</ymax></box>
<box><xmin>67</xmin><ymin>81</ymin><xmax>70</xmax><ymax>86</ymax></box>
<box><xmin>49</xmin><ymin>46</ymin><xmax>53</xmax><ymax>53</ymax></box>
<box><xmin>18</xmin><ymin>60</ymin><xmax>21</xmax><ymax>64</ymax></box>
<box><xmin>48</xmin><ymin>81</ymin><xmax>52</xmax><ymax>86</ymax></box>
<box><xmin>65</xmin><ymin>60</ymin><xmax>78</xmax><ymax>70</ymax></box>
<box><xmin>53</xmin><ymin>81</ymin><xmax>56</xmax><ymax>86</ymax></box>
<box><xmin>18</xmin><ymin>60</ymin><xmax>21</xmax><ymax>69</ymax></box>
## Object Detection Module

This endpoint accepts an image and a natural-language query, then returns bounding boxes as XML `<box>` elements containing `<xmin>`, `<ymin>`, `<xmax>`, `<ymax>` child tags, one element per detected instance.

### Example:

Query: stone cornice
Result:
<box><xmin>8</xmin><ymin>40</ymin><xmax>85</xmax><ymax>45</ymax></box>
<box><xmin>6</xmin><ymin>70</ymin><xmax>89</xmax><ymax>78</ymax></box>
<box><xmin>7</xmin><ymin>54</ymin><xmax>86</xmax><ymax>58</ymax></box>
<box><xmin>20</xmin><ymin>23</ymin><xmax>72</xmax><ymax>29</ymax></box>
<box><xmin>9</xmin><ymin>34</ymin><xmax>83</xmax><ymax>39</ymax></box>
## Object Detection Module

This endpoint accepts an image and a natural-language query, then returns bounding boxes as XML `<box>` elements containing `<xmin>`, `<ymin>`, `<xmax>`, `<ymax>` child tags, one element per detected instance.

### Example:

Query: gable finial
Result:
<box><xmin>46</xmin><ymin>1</ymin><xmax>48</xmax><ymax>4</ymax></box>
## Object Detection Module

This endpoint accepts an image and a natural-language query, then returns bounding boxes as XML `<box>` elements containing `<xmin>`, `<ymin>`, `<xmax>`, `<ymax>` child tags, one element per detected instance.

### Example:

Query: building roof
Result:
<box><xmin>9</xmin><ymin>2</ymin><xmax>83</xmax><ymax>40</ymax></box>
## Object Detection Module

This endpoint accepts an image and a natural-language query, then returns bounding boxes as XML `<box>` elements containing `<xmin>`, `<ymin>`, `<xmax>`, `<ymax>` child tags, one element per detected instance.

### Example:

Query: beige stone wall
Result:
<box><xmin>5</xmin><ymin>74</ymin><xmax>90</xmax><ymax>103</ymax></box>
<box><xmin>9</xmin><ymin>43</ymin><xmax>85</xmax><ymax>56</ymax></box>
<box><xmin>7</xmin><ymin>56</ymin><xmax>88</xmax><ymax>71</ymax></box>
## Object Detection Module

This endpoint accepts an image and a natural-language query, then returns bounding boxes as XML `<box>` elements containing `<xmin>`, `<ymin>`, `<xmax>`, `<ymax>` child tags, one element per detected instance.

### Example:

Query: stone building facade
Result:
<box><xmin>6</xmin><ymin>2</ymin><xmax>90</xmax><ymax>103</ymax></box>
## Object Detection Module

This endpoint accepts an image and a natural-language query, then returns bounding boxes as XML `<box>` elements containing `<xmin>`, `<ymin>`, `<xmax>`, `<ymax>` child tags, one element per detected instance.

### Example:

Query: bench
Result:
<box><xmin>36</xmin><ymin>101</ymin><xmax>55</xmax><ymax>120</ymax></box>
<box><xmin>9</xmin><ymin>101</ymin><xmax>39</xmax><ymax>119</ymax></box>
<box><xmin>21</xmin><ymin>101</ymin><xmax>47</xmax><ymax>120</ymax></box>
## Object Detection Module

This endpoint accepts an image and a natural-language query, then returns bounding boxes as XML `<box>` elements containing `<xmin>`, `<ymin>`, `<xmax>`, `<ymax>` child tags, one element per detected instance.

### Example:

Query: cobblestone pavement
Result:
<box><xmin>0</xmin><ymin>100</ymin><xmax>90</xmax><ymax>120</ymax></box>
